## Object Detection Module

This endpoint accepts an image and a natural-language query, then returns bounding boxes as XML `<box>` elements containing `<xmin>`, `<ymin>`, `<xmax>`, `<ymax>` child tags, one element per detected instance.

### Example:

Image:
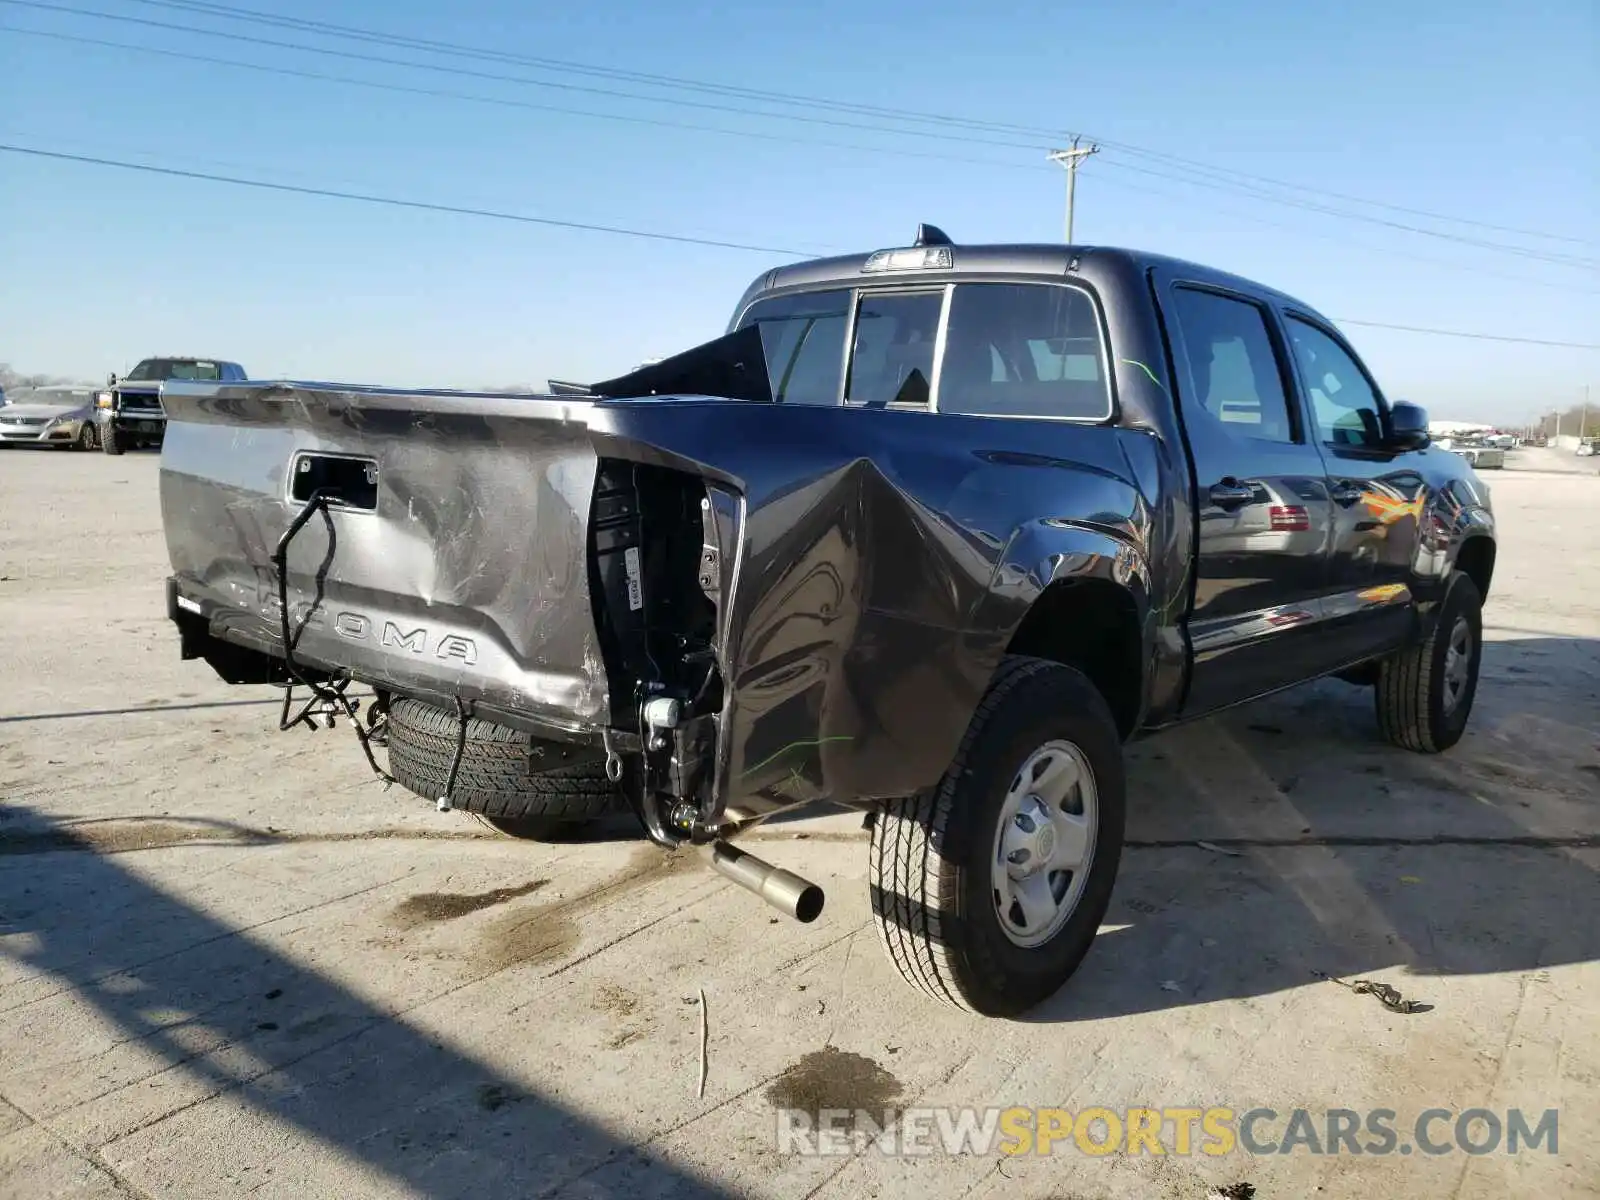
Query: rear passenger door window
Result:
<box><xmin>1169</xmin><ymin>287</ymin><xmax>1298</xmax><ymax>443</ymax></box>
<box><xmin>938</xmin><ymin>283</ymin><xmax>1110</xmax><ymax>419</ymax></box>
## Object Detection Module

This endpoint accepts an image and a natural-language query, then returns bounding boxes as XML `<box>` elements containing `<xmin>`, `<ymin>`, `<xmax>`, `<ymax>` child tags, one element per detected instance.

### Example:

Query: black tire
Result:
<box><xmin>100</xmin><ymin>423</ymin><xmax>125</xmax><ymax>455</ymax></box>
<box><xmin>385</xmin><ymin>697</ymin><xmax>623</xmax><ymax>826</ymax></box>
<box><xmin>76</xmin><ymin>422</ymin><xmax>97</xmax><ymax>451</ymax></box>
<box><xmin>1375</xmin><ymin>570</ymin><xmax>1483</xmax><ymax>753</ymax></box>
<box><xmin>868</xmin><ymin>656</ymin><xmax>1126</xmax><ymax>1017</ymax></box>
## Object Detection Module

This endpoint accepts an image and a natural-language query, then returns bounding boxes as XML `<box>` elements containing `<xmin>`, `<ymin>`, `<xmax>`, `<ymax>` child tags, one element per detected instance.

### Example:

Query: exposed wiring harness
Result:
<box><xmin>270</xmin><ymin>489</ymin><xmax>394</xmax><ymax>785</ymax></box>
<box><xmin>270</xmin><ymin>491</ymin><xmax>508</xmax><ymax>813</ymax></box>
<box><xmin>439</xmin><ymin>695</ymin><xmax>468</xmax><ymax>809</ymax></box>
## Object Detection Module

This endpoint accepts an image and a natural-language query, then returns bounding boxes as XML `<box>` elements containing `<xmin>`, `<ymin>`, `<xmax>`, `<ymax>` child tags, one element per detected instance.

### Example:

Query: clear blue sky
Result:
<box><xmin>2</xmin><ymin>0</ymin><xmax>1595</xmax><ymax>424</ymax></box>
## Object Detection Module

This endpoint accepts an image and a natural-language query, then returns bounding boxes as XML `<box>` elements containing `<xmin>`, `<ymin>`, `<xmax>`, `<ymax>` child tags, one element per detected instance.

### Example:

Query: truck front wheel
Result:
<box><xmin>100</xmin><ymin>423</ymin><xmax>125</xmax><ymax>455</ymax></box>
<box><xmin>1375</xmin><ymin>570</ymin><xmax>1483</xmax><ymax>752</ymax></box>
<box><xmin>868</xmin><ymin>656</ymin><xmax>1126</xmax><ymax>1017</ymax></box>
<box><xmin>385</xmin><ymin>698</ymin><xmax>625</xmax><ymax>837</ymax></box>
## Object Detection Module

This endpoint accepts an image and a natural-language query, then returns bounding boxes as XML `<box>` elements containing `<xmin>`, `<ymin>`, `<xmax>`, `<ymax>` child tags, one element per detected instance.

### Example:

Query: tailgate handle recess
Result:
<box><xmin>290</xmin><ymin>453</ymin><xmax>379</xmax><ymax>512</ymax></box>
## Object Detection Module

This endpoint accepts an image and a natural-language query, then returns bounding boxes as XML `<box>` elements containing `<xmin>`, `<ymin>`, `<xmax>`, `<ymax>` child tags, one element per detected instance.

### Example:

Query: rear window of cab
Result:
<box><xmin>736</xmin><ymin>282</ymin><xmax>1112</xmax><ymax>421</ymax></box>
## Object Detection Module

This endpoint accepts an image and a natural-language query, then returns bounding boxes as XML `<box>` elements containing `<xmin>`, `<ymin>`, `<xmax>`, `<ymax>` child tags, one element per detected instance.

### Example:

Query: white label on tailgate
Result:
<box><xmin>623</xmin><ymin>546</ymin><xmax>644</xmax><ymax>611</ymax></box>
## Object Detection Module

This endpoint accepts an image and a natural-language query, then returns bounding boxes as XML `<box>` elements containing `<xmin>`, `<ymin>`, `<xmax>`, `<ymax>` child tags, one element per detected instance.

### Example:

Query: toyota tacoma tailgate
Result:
<box><xmin>161</xmin><ymin>381</ymin><xmax>622</xmax><ymax>734</ymax></box>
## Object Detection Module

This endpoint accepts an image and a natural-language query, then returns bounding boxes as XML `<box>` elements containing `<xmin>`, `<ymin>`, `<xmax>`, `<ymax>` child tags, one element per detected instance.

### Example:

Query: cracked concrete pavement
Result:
<box><xmin>1</xmin><ymin>445</ymin><xmax>1596</xmax><ymax>1198</ymax></box>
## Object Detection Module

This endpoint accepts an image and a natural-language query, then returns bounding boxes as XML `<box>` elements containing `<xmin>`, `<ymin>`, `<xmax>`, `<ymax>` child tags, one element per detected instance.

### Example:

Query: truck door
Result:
<box><xmin>1277</xmin><ymin>312</ymin><xmax>1421</xmax><ymax>663</ymax></box>
<box><xmin>1157</xmin><ymin>278</ymin><xmax>1338</xmax><ymax>715</ymax></box>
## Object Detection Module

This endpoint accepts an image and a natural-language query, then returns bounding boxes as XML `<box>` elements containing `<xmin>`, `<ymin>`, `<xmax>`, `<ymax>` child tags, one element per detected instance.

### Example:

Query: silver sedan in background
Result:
<box><xmin>0</xmin><ymin>385</ymin><xmax>100</xmax><ymax>450</ymax></box>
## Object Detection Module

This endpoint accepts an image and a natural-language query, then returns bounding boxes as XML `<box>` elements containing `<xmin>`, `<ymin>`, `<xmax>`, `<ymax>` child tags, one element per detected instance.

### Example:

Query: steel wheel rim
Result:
<box><xmin>1442</xmin><ymin>616</ymin><xmax>1473</xmax><ymax>713</ymax></box>
<box><xmin>990</xmin><ymin>738</ymin><xmax>1099</xmax><ymax>949</ymax></box>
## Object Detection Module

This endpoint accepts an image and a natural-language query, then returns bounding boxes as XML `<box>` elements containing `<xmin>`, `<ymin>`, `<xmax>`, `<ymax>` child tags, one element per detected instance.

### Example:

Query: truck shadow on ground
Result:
<box><xmin>536</xmin><ymin>633</ymin><xmax>1598</xmax><ymax>1027</ymax></box>
<box><xmin>0</xmin><ymin>807</ymin><xmax>733</xmax><ymax>1198</ymax></box>
<box><xmin>1020</xmin><ymin>633</ymin><xmax>1600</xmax><ymax>1022</ymax></box>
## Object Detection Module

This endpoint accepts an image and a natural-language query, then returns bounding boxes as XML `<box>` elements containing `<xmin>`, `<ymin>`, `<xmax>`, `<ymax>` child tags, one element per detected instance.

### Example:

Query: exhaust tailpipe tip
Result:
<box><xmin>709</xmin><ymin>840</ymin><xmax>825</xmax><ymax>923</ymax></box>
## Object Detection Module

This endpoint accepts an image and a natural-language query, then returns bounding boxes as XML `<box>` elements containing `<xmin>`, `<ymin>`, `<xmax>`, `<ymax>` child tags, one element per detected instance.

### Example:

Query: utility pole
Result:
<box><xmin>1047</xmin><ymin>136</ymin><xmax>1100</xmax><ymax>244</ymax></box>
<box><xmin>1580</xmin><ymin>384</ymin><xmax>1590</xmax><ymax>444</ymax></box>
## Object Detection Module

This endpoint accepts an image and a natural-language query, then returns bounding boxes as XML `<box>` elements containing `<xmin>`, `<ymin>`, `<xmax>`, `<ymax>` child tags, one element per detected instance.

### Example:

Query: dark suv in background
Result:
<box><xmin>97</xmin><ymin>357</ymin><xmax>247</xmax><ymax>454</ymax></box>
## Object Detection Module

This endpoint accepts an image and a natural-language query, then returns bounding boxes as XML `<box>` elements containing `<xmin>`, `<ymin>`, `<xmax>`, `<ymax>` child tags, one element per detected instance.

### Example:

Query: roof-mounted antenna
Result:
<box><xmin>914</xmin><ymin>223</ymin><xmax>953</xmax><ymax>247</ymax></box>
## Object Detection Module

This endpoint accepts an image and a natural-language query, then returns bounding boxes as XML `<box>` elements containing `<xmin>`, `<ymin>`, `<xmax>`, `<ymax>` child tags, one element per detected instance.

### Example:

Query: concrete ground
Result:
<box><xmin>2</xmin><ymin>442</ymin><xmax>1596</xmax><ymax>1199</ymax></box>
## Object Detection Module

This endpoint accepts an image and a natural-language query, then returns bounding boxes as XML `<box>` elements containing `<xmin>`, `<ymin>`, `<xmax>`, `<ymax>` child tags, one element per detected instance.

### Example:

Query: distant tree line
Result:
<box><xmin>1537</xmin><ymin>399</ymin><xmax>1598</xmax><ymax>440</ymax></box>
<box><xmin>0</xmin><ymin>362</ymin><xmax>94</xmax><ymax>393</ymax></box>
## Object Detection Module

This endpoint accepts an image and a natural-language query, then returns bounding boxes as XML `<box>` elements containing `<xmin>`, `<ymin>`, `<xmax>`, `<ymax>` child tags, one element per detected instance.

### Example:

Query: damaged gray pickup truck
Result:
<box><xmin>159</xmin><ymin>226</ymin><xmax>1496</xmax><ymax>1016</ymax></box>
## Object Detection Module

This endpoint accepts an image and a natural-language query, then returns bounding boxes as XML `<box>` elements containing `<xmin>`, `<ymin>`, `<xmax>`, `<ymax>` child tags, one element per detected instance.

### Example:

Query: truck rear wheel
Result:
<box><xmin>1375</xmin><ymin>570</ymin><xmax>1483</xmax><ymax>752</ymax></box>
<box><xmin>100</xmin><ymin>423</ymin><xmax>124</xmax><ymax>455</ymax></box>
<box><xmin>385</xmin><ymin>698</ymin><xmax>625</xmax><ymax>834</ymax></box>
<box><xmin>868</xmin><ymin>656</ymin><xmax>1126</xmax><ymax>1017</ymax></box>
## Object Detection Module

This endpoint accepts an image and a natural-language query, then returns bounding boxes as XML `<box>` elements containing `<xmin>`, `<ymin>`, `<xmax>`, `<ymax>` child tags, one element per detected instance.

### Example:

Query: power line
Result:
<box><xmin>6</xmin><ymin>139</ymin><xmax>1596</xmax><ymax>351</ymax></box>
<box><xmin>1077</xmin><ymin>164</ymin><xmax>1600</xmax><ymax>296</ymax></box>
<box><xmin>15</xmin><ymin>25</ymin><xmax>1600</xmax><ymax>301</ymax></box>
<box><xmin>122</xmin><ymin>0</ymin><xmax>1120</xmax><ymax>139</ymax></box>
<box><xmin>13</xmin><ymin>0</ymin><xmax>1593</xmax><ymax>272</ymax></box>
<box><xmin>0</xmin><ymin>25</ymin><xmax>1038</xmax><ymax>175</ymax></box>
<box><xmin>0</xmin><ymin>123</ymin><xmax>848</xmax><ymax>254</ymax></box>
<box><xmin>1081</xmin><ymin>138</ymin><xmax>1597</xmax><ymax>251</ymax></box>
<box><xmin>13</xmin><ymin>22</ymin><xmax>1598</xmax><ymax>297</ymax></box>
<box><xmin>1100</xmin><ymin>158</ymin><xmax>1600</xmax><ymax>272</ymax></box>
<box><xmin>0</xmin><ymin>1</ymin><xmax>1051</xmax><ymax>152</ymax></box>
<box><xmin>116</xmin><ymin>0</ymin><xmax>1599</xmax><ymax>251</ymax></box>
<box><xmin>11</xmin><ymin>0</ymin><xmax>1596</xmax><ymax>270</ymax></box>
<box><xmin>12</xmin><ymin>23</ymin><xmax>1596</xmax><ymax>299</ymax></box>
<box><xmin>1326</xmin><ymin>319</ymin><xmax>1598</xmax><ymax>350</ymax></box>
<box><xmin>0</xmin><ymin>143</ymin><xmax>817</xmax><ymax>255</ymax></box>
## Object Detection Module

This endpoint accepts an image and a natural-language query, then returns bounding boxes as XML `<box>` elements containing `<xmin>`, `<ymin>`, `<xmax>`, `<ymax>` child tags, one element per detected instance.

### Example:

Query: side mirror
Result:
<box><xmin>107</xmin><ymin>372</ymin><xmax>118</xmax><ymax>386</ymax></box>
<box><xmin>1387</xmin><ymin>401</ymin><xmax>1430</xmax><ymax>451</ymax></box>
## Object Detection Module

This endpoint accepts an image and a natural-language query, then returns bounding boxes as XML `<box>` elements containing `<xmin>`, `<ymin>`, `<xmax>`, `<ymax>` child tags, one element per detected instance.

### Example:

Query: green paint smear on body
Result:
<box><xmin>741</xmin><ymin>735</ymin><xmax>855</xmax><ymax>778</ymax></box>
<box><xmin>1120</xmin><ymin>358</ymin><xmax>1165</xmax><ymax>388</ymax></box>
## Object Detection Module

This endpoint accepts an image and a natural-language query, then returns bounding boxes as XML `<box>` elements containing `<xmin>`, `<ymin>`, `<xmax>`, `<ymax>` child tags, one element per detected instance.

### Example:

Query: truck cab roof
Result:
<box><xmin>731</xmin><ymin>237</ymin><xmax>1333</xmax><ymax>330</ymax></box>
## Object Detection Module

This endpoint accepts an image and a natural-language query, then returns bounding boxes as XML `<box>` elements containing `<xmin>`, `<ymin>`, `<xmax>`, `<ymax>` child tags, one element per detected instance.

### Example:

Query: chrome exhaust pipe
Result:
<box><xmin>709</xmin><ymin>840</ymin><xmax>825</xmax><ymax>923</ymax></box>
